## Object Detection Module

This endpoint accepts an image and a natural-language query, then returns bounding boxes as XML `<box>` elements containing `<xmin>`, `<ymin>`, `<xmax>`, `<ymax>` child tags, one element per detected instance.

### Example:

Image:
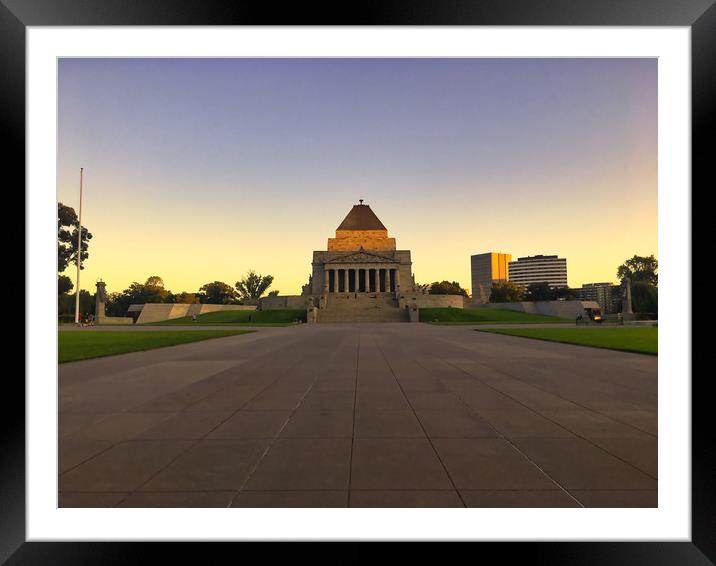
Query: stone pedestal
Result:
<box><xmin>95</xmin><ymin>280</ymin><xmax>107</xmax><ymax>319</ymax></box>
<box><xmin>408</xmin><ymin>301</ymin><xmax>419</xmax><ymax>323</ymax></box>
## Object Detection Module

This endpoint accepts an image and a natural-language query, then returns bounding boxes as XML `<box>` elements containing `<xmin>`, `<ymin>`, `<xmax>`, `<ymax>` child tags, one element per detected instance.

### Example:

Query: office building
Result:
<box><xmin>508</xmin><ymin>255</ymin><xmax>568</xmax><ymax>288</ymax></box>
<box><xmin>470</xmin><ymin>252</ymin><xmax>511</xmax><ymax>303</ymax></box>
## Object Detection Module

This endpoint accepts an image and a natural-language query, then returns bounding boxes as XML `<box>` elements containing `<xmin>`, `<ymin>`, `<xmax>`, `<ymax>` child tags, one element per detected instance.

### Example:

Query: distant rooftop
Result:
<box><xmin>337</xmin><ymin>202</ymin><xmax>387</xmax><ymax>231</ymax></box>
<box><xmin>513</xmin><ymin>254</ymin><xmax>561</xmax><ymax>261</ymax></box>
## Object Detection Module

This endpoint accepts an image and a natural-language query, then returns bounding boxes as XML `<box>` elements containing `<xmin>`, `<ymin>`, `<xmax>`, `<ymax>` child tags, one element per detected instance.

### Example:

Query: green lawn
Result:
<box><xmin>478</xmin><ymin>327</ymin><xmax>658</xmax><ymax>355</ymax></box>
<box><xmin>150</xmin><ymin>309</ymin><xmax>307</xmax><ymax>326</ymax></box>
<box><xmin>58</xmin><ymin>330</ymin><xmax>253</xmax><ymax>363</ymax></box>
<box><xmin>420</xmin><ymin>307</ymin><xmax>570</xmax><ymax>324</ymax></box>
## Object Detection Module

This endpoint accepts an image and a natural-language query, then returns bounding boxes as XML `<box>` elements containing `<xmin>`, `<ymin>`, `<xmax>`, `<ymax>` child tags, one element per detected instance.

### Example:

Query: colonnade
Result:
<box><xmin>324</xmin><ymin>267</ymin><xmax>400</xmax><ymax>293</ymax></box>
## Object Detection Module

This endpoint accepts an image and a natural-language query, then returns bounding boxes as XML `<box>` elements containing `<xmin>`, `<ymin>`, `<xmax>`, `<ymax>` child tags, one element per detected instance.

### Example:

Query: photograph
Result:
<box><xmin>3</xmin><ymin>1</ymin><xmax>706</xmax><ymax>556</ymax></box>
<box><xmin>56</xmin><ymin>57</ymin><xmax>659</xmax><ymax>510</ymax></box>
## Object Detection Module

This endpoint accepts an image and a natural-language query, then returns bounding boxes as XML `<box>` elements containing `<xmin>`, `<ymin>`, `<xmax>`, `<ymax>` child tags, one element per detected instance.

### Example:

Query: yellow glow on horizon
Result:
<box><xmin>60</xmin><ymin>168</ymin><xmax>656</xmax><ymax>297</ymax></box>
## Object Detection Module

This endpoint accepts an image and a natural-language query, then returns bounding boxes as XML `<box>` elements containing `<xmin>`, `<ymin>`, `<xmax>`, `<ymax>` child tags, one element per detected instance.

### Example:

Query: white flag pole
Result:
<box><xmin>74</xmin><ymin>167</ymin><xmax>84</xmax><ymax>325</ymax></box>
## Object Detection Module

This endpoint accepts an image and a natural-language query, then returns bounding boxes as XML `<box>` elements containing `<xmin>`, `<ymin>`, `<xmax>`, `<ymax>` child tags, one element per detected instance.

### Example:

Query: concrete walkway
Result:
<box><xmin>59</xmin><ymin>323</ymin><xmax>657</xmax><ymax>508</ymax></box>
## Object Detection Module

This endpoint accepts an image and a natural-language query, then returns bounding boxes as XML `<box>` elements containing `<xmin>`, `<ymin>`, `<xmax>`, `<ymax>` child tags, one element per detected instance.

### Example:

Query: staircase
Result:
<box><xmin>318</xmin><ymin>294</ymin><xmax>409</xmax><ymax>323</ymax></box>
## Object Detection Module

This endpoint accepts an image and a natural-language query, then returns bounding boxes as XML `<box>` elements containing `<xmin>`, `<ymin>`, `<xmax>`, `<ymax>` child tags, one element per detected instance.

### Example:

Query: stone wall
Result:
<box><xmin>96</xmin><ymin>316</ymin><xmax>134</xmax><ymax>325</ymax></box>
<box><xmin>133</xmin><ymin>303</ymin><xmax>256</xmax><ymax>324</ymax></box>
<box><xmin>259</xmin><ymin>295</ymin><xmax>316</xmax><ymax>310</ymax></box>
<box><xmin>327</xmin><ymin>229</ymin><xmax>396</xmax><ymax>252</ymax></box>
<box><xmin>479</xmin><ymin>300</ymin><xmax>600</xmax><ymax>319</ymax></box>
<box><xmin>399</xmin><ymin>294</ymin><xmax>466</xmax><ymax>309</ymax></box>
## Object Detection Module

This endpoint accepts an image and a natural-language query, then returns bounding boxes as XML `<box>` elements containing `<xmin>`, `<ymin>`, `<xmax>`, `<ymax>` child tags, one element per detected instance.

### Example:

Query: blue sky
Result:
<box><xmin>58</xmin><ymin>58</ymin><xmax>657</xmax><ymax>294</ymax></box>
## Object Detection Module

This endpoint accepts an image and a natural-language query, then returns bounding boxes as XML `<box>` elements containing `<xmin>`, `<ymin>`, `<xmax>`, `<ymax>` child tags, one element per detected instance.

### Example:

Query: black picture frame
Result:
<box><xmin>6</xmin><ymin>0</ymin><xmax>709</xmax><ymax>562</ymax></box>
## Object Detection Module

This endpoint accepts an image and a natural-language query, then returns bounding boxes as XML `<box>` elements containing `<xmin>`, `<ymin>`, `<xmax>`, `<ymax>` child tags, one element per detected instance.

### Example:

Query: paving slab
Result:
<box><xmin>139</xmin><ymin>411</ymin><xmax>234</xmax><ymax>440</ymax></box>
<box><xmin>58</xmin><ymin>323</ymin><xmax>658</xmax><ymax>507</ymax></box>
<box><xmin>118</xmin><ymin>491</ymin><xmax>235</xmax><ymax>508</ymax></box>
<box><xmin>354</xmin><ymin>410</ymin><xmax>425</xmax><ymax>438</ymax></box>
<box><xmin>58</xmin><ymin>439</ymin><xmax>115</xmax><ymax>474</ymax></box>
<box><xmin>414</xmin><ymin>408</ymin><xmax>498</xmax><ymax>438</ymax></box>
<box><xmin>59</xmin><ymin>440</ymin><xmax>194</xmax><ymax>492</ymax></box>
<box><xmin>570</xmin><ymin>490</ymin><xmax>658</xmax><ymax>508</ymax></box>
<box><xmin>349</xmin><ymin>490</ymin><xmax>464</xmax><ymax>508</ymax></box>
<box><xmin>432</xmin><ymin>438</ymin><xmax>557</xmax><ymax>491</ymax></box>
<box><xmin>232</xmin><ymin>491</ymin><xmax>348</xmax><ymax>508</ymax></box>
<box><xmin>138</xmin><ymin>439</ymin><xmax>269</xmax><ymax>492</ymax></box>
<box><xmin>280</xmin><ymin>411</ymin><xmax>354</xmax><ymax>438</ymax></box>
<box><xmin>350</xmin><ymin>438</ymin><xmax>453</xmax><ymax>490</ymax></box>
<box><xmin>460</xmin><ymin>490</ymin><xmax>581</xmax><ymax>508</ymax></box>
<box><xmin>474</xmin><ymin>408</ymin><xmax>575</xmax><ymax>438</ymax></box>
<box><xmin>588</xmin><ymin>436</ymin><xmax>658</xmax><ymax>478</ymax></box>
<box><xmin>244</xmin><ymin>438</ymin><xmax>352</xmax><ymax>491</ymax></box>
<box><xmin>207</xmin><ymin>411</ymin><xmax>291</xmax><ymax>439</ymax></box>
<box><xmin>67</xmin><ymin>412</ymin><xmax>178</xmax><ymax>442</ymax></box>
<box><xmin>538</xmin><ymin>408</ymin><xmax>651</xmax><ymax>439</ymax></box>
<box><xmin>510</xmin><ymin>437</ymin><xmax>657</xmax><ymax>490</ymax></box>
<box><xmin>59</xmin><ymin>492</ymin><xmax>129</xmax><ymax>508</ymax></box>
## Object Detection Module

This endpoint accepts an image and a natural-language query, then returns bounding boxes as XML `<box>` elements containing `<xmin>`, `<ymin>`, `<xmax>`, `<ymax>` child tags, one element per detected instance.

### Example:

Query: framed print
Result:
<box><xmin>6</xmin><ymin>0</ymin><xmax>711</xmax><ymax>562</ymax></box>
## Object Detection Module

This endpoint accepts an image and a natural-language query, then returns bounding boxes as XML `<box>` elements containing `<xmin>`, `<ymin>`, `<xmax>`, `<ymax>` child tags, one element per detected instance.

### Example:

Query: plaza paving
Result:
<box><xmin>58</xmin><ymin>323</ymin><xmax>657</xmax><ymax>508</ymax></box>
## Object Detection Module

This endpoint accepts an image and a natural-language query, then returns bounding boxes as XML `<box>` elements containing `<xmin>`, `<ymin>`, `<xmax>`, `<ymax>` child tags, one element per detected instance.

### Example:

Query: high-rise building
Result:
<box><xmin>577</xmin><ymin>282</ymin><xmax>620</xmax><ymax>313</ymax></box>
<box><xmin>508</xmin><ymin>255</ymin><xmax>568</xmax><ymax>289</ymax></box>
<box><xmin>470</xmin><ymin>252</ymin><xmax>512</xmax><ymax>303</ymax></box>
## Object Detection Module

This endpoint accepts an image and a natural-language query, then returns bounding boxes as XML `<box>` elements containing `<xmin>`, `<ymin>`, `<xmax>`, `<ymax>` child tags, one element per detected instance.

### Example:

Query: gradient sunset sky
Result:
<box><xmin>58</xmin><ymin>58</ymin><xmax>657</xmax><ymax>296</ymax></box>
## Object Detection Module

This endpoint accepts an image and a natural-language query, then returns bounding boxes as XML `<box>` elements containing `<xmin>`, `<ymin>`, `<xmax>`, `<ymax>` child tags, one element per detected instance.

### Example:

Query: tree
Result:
<box><xmin>267</xmin><ymin>290</ymin><xmax>280</xmax><ymax>297</ymax></box>
<box><xmin>142</xmin><ymin>276</ymin><xmax>171</xmax><ymax>302</ymax></box>
<box><xmin>145</xmin><ymin>275</ymin><xmax>165</xmax><ymax>288</ymax></box>
<box><xmin>631</xmin><ymin>280</ymin><xmax>658</xmax><ymax>314</ymax></box>
<box><xmin>617</xmin><ymin>254</ymin><xmax>658</xmax><ymax>315</ymax></box>
<box><xmin>617</xmin><ymin>255</ymin><xmax>658</xmax><ymax>287</ymax></box>
<box><xmin>554</xmin><ymin>286</ymin><xmax>578</xmax><ymax>300</ymax></box>
<box><xmin>172</xmin><ymin>292</ymin><xmax>200</xmax><ymax>304</ymax></box>
<box><xmin>102</xmin><ymin>276</ymin><xmax>173</xmax><ymax>316</ymax></box>
<box><xmin>489</xmin><ymin>281</ymin><xmax>524</xmax><ymax>303</ymax></box>
<box><xmin>235</xmin><ymin>270</ymin><xmax>274</xmax><ymax>301</ymax></box>
<box><xmin>428</xmin><ymin>281</ymin><xmax>468</xmax><ymax>297</ymax></box>
<box><xmin>58</xmin><ymin>202</ymin><xmax>92</xmax><ymax>272</ymax></box>
<box><xmin>525</xmin><ymin>282</ymin><xmax>556</xmax><ymax>301</ymax></box>
<box><xmin>104</xmin><ymin>292</ymin><xmax>125</xmax><ymax>317</ymax></box>
<box><xmin>58</xmin><ymin>274</ymin><xmax>74</xmax><ymax>295</ymax></box>
<box><xmin>199</xmin><ymin>281</ymin><xmax>238</xmax><ymax>304</ymax></box>
<box><xmin>58</xmin><ymin>289</ymin><xmax>93</xmax><ymax>317</ymax></box>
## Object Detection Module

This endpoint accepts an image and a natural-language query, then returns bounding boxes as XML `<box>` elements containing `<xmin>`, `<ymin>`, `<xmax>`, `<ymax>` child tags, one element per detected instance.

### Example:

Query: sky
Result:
<box><xmin>58</xmin><ymin>58</ymin><xmax>657</xmax><ymax>296</ymax></box>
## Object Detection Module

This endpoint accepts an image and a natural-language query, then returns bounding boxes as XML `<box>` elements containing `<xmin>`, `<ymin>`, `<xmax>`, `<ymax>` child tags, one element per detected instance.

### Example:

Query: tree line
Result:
<box><xmin>59</xmin><ymin>272</ymin><xmax>276</xmax><ymax>318</ymax></box>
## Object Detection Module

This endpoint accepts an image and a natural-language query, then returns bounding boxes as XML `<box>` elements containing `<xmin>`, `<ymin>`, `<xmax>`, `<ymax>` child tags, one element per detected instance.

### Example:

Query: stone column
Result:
<box><xmin>343</xmin><ymin>269</ymin><xmax>348</xmax><ymax>294</ymax></box>
<box><xmin>95</xmin><ymin>280</ymin><xmax>107</xmax><ymax>319</ymax></box>
<box><xmin>364</xmin><ymin>269</ymin><xmax>369</xmax><ymax>293</ymax></box>
<box><xmin>373</xmin><ymin>268</ymin><xmax>379</xmax><ymax>293</ymax></box>
<box><xmin>331</xmin><ymin>269</ymin><xmax>336</xmax><ymax>293</ymax></box>
<box><xmin>324</xmin><ymin>269</ymin><xmax>330</xmax><ymax>293</ymax></box>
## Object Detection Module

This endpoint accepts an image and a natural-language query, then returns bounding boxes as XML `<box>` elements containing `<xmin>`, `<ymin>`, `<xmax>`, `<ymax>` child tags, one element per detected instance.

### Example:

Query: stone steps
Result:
<box><xmin>319</xmin><ymin>294</ymin><xmax>408</xmax><ymax>322</ymax></box>
<box><xmin>318</xmin><ymin>309</ymin><xmax>408</xmax><ymax>323</ymax></box>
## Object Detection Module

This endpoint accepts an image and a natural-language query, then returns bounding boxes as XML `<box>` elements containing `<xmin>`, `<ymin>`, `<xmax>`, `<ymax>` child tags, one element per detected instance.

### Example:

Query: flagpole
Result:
<box><xmin>74</xmin><ymin>167</ymin><xmax>83</xmax><ymax>324</ymax></box>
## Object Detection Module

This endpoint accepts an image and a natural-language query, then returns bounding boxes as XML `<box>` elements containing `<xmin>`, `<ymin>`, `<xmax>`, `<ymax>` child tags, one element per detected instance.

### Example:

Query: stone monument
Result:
<box><xmin>95</xmin><ymin>279</ymin><xmax>107</xmax><ymax>319</ymax></box>
<box><xmin>621</xmin><ymin>277</ymin><xmax>636</xmax><ymax>321</ymax></box>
